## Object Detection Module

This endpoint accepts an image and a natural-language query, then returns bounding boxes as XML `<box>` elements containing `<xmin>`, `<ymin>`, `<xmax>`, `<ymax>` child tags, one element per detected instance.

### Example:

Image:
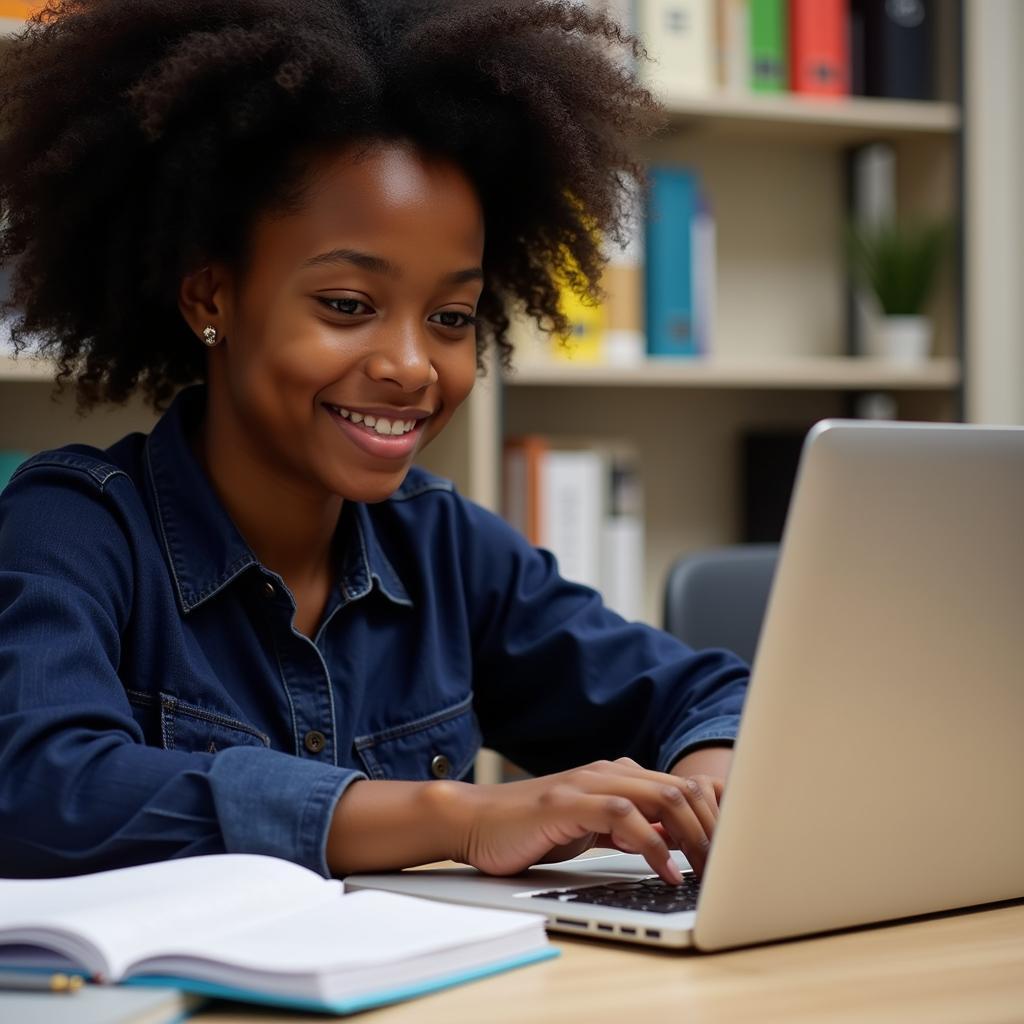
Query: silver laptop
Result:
<box><xmin>347</xmin><ymin>419</ymin><xmax>1024</xmax><ymax>951</ymax></box>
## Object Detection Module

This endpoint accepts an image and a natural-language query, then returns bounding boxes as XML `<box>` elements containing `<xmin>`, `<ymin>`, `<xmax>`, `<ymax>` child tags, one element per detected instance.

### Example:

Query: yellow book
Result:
<box><xmin>551</xmin><ymin>252</ymin><xmax>606</xmax><ymax>363</ymax></box>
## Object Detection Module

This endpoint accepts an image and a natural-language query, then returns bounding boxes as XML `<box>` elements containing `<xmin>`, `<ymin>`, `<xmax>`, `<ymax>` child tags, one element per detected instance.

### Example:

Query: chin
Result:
<box><xmin>328</xmin><ymin>469</ymin><xmax>412</xmax><ymax>505</ymax></box>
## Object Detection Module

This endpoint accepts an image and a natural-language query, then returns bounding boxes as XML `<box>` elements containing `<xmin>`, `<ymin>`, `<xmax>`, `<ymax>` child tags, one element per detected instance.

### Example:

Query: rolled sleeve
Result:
<box><xmin>209</xmin><ymin>747</ymin><xmax>365</xmax><ymax>876</ymax></box>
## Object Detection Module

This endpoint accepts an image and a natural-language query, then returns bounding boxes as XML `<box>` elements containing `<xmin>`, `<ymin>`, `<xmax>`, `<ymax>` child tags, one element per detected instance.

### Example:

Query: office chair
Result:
<box><xmin>662</xmin><ymin>544</ymin><xmax>779</xmax><ymax>666</ymax></box>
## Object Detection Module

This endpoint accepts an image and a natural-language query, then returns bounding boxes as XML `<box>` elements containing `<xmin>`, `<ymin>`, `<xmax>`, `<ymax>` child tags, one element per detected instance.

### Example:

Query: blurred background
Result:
<box><xmin>1</xmin><ymin>0</ymin><xmax>1022</xmax><ymax>636</ymax></box>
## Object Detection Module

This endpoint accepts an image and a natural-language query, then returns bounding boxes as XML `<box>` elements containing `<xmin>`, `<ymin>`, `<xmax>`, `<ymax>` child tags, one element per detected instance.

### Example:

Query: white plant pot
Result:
<box><xmin>872</xmin><ymin>316</ymin><xmax>932</xmax><ymax>364</ymax></box>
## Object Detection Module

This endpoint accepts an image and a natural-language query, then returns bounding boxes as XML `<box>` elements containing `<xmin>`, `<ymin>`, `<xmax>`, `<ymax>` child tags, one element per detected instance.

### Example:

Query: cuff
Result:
<box><xmin>657</xmin><ymin>715</ymin><xmax>741</xmax><ymax>774</ymax></box>
<box><xmin>208</xmin><ymin>746</ymin><xmax>366</xmax><ymax>877</ymax></box>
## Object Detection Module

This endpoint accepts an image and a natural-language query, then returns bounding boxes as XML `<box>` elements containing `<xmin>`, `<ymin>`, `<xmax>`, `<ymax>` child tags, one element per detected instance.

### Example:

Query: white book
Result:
<box><xmin>691</xmin><ymin>192</ymin><xmax>717</xmax><ymax>356</ymax></box>
<box><xmin>540</xmin><ymin>449</ymin><xmax>606</xmax><ymax>591</ymax></box>
<box><xmin>0</xmin><ymin>854</ymin><xmax>554</xmax><ymax>1015</ymax></box>
<box><xmin>716</xmin><ymin>0</ymin><xmax>749</xmax><ymax>92</ymax></box>
<box><xmin>636</xmin><ymin>0</ymin><xmax>716</xmax><ymax>101</ymax></box>
<box><xmin>598</xmin><ymin>449</ymin><xmax>645</xmax><ymax>621</ymax></box>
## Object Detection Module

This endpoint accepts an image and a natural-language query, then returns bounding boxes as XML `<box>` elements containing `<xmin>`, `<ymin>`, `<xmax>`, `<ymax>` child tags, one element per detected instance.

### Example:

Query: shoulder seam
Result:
<box><xmin>10</xmin><ymin>451</ymin><xmax>130</xmax><ymax>492</ymax></box>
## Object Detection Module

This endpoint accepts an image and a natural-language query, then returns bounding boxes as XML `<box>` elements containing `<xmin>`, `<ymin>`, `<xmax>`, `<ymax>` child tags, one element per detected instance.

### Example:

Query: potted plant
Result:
<box><xmin>846</xmin><ymin>218</ymin><xmax>952</xmax><ymax>363</ymax></box>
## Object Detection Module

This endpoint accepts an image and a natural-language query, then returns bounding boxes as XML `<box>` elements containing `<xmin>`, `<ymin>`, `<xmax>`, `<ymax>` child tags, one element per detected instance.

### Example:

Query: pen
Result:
<box><xmin>0</xmin><ymin>971</ymin><xmax>84</xmax><ymax>993</ymax></box>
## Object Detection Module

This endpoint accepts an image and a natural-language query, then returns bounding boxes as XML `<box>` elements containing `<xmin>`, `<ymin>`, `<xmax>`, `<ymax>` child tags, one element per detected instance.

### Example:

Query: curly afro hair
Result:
<box><xmin>0</xmin><ymin>0</ymin><xmax>664</xmax><ymax>414</ymax></box>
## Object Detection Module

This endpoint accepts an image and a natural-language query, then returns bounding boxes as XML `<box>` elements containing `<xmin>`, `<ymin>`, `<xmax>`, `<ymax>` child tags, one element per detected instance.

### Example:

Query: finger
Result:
<box><xmin>549</xmin><ymin>793</ymin><xmax>681</xmax><ymax>885</ymax></box>
<box><xmin>568</xmin><ymin>774</ymin><xmax>715</xmax><ymax>875</ymax></box>
<box><xmin>679</xmin><ymin>775</ymin><xmax>719</xmax><ymax>835</ymax></box>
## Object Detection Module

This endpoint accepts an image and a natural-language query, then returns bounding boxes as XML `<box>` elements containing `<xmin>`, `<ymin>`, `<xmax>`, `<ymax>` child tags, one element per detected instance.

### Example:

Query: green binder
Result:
<box><xmin>750</xmin><ymin>0</ymin><xmax>787</xmax><ymax>93</ymax></box>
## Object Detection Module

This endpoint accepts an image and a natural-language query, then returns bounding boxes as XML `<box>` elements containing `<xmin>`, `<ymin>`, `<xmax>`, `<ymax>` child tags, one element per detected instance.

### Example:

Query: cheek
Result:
<box><xmin>437</xmin><ymin>340</ymin><xmax>479</xmax><ymax>407</ymax></box>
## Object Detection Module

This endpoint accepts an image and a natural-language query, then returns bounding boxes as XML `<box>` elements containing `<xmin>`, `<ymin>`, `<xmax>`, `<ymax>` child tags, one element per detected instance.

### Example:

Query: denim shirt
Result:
<box><xmin>0</xmin><ymin>383</ymin><xmax>749</xmax><ymax>878</ymax></box>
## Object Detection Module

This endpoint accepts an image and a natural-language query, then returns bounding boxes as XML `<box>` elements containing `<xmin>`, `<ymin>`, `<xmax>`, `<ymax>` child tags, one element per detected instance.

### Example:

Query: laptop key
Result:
<box><xmin>529</xmin><ymin>874</ymin><xmax>701</xmax><ymax>914</ymax></box>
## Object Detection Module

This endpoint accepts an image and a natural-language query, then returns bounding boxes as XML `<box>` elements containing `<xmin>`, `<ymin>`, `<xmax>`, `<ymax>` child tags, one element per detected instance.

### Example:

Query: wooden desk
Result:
<box><xmin>201</xmin><ymin>900</ymin><xmax>1024</xmax><ymax>1024</ymax></box>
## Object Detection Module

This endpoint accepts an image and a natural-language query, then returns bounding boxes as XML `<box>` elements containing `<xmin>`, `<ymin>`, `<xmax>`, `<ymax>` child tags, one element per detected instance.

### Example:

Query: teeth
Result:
<box><xmin>332</xmin><ymin>405</ymin><xmax>417</xmax><ymax>436</ymax></box>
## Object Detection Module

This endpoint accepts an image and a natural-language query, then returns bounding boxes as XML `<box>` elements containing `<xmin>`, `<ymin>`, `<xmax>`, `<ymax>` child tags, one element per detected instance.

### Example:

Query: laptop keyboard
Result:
<box><xmin>528</xmin><ymin>873</ymin><xmax>701</xmax><ymax>914</ymax></box>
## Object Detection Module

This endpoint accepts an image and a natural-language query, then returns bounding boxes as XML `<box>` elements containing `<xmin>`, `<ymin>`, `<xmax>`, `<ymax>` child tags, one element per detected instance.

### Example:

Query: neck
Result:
<box><xmin>190</xmin><ymin>410</ymin><xmax>343</xmax><ymax>591</ymax></box>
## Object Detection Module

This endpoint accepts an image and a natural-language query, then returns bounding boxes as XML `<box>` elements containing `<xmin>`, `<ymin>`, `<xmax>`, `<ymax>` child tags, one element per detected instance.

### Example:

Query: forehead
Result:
<box><xmin>250</xmin><ymin>141</ymin><xmax>485</xmax><ymax>270</ymax></box>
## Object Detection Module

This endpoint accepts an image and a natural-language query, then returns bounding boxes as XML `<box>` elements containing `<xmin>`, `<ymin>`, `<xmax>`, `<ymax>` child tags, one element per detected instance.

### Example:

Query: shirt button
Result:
<box><xmin>262</xmin><ymin>581</ymin><xmax>276</xmax><ymax>599</ymax></box>
<box><xmin>430</xmin><ymin>754</ymin><xmax>451</xmax><ymax>779</ymax></box>
<box><xmin>303</xmin><ymin>730</ymin><xmax>326</xmax><ymax>754</ymax></box>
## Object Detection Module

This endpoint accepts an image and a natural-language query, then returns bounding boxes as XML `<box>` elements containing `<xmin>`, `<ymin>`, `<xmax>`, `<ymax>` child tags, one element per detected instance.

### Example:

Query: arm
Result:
<box><xmin>0</xmin><ymin>466</ymin><xmax>358</xmax><ymax>877</ymax></box>
<box><xmin>459</xmin><ymin>500</ymin><xmax>749</xmax><ymax>777</ymax></box>
<box><xmin>326</xmin><ymin>497</ymin><xmax>749</xmax><ymax>880</ymax></box>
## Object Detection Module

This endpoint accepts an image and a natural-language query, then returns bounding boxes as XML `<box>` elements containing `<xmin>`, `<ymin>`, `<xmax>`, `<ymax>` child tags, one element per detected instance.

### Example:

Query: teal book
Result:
<box><xmin>0</xmin><ymin>451</ymin><xmax>29</xmax><ymax>491</ymax></box>
<box><xmin>749</xmin><ymin>0</ymin><xmax>787</xmax><ymax>93</ymax></box>
<box><xmin>645</xmin><ymin>165</ymin><xmax>699</xmax><ymax>357</ymax></box>
<box><xmin>0</xmin><ymin>854</ymin><xmax>556</xmax><ymax>1016</ymax></box>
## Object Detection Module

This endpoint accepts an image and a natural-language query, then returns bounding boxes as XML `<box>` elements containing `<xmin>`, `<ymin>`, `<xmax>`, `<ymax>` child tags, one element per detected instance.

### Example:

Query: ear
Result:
<box><xmin>178</xmin><ymin>263</ymin><xmax>235</xmax><ymax>344</ymax></box>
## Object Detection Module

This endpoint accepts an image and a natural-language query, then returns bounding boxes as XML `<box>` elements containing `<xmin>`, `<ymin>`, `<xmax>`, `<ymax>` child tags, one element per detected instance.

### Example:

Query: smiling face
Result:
<box><xmin>194</xmin><ymin>139</ymin><xmax>484</xmax><ymax>505</ymax></box>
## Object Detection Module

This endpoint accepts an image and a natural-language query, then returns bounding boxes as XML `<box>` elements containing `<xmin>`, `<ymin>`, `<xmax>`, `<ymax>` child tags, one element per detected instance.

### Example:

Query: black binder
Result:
<box><xmin>857</xmin><ymin>0</ymin><xmax>933</xmax><ymax>100</ymax></box>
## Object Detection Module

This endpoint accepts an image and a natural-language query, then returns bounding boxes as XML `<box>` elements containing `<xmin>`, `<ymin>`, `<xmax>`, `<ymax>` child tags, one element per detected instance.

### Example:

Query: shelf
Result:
<box><xmin>0</xmin><ymin>354</ymin><xmax>55</xmax><ymax>381</ymax></box>
<box><xmin>659</xmin><ymin>92</ymin><xmax>960</xmax><ymax>145</ymax></box>
<box><xmin>505</xmin><ymin>356</ymin><xmax>961</xmax><ymax>391</ymax></box>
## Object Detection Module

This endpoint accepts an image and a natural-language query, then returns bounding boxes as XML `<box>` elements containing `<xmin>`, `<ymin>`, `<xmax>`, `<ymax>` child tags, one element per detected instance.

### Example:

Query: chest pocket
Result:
<box><xmin>127</xmin><ymin>690</ymin><xmax>270</xmax><ymax>754</ymax></box>
<box><xmin>354</xmin><ymin>695</ymin><xmax>481</xmax><ymax>781</ymax></box>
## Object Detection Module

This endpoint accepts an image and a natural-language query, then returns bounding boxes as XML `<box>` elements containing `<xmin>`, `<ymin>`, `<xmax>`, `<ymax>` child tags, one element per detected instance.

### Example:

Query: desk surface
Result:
<box><xmin>200</xmin><ymin>899</ymin><xmax>1024</xmax><ymax>1024</ymax></box>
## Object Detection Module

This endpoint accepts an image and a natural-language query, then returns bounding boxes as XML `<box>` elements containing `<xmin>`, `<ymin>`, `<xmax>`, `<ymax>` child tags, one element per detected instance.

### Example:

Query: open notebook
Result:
<box><xmin>0</xmin><ymin>854</ymin><xmax>555</xmax><ymax>1014</ymax></box>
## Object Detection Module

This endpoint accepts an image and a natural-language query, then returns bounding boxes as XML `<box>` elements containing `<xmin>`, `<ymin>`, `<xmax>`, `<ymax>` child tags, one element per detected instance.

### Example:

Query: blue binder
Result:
<box><xmin>645</xmin><ymin>166</ymin><xmax>699</xmax><ymax>357</ymax></box>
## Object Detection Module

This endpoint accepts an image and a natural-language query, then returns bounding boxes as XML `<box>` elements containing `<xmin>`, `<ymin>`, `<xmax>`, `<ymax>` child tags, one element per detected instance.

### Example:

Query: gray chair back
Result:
<box><xmin>662</xmin><ymin>545</ymin><xmax>779</xmax><ymax>665</ymax></box>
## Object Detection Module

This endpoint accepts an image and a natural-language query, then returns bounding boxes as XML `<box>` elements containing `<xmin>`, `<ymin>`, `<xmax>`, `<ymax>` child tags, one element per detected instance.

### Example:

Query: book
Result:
<box><xmin>859</xmin><ymin>0</ymin><xmax>933</xmax><ymax>100</ymax></box>
<box><xmin>551</xmin><ymin>253</ymin><xmax>606</xmax><ymax>363</ymax></box>
<box><xmin>602</xmin><ymin>177</ymin><xmax>645</xmax><ymax>366</ymax></box>
<box><xmin>0</xmin><ymin>985</ymin><xmax>202</xmax><ymax>1024</ymax></box>
<box><xmin>636</xmin><ymin>0</ymin><xmax>716</xmax><ymax>101</ymax></box>
<box><xmin>503</xmin><ymin>437</ymin><xmax>645</xmax><ymax>620</ymax></box>
<box><xmin>749</xmin><ymin>0</ymin><xmax>787</xmax><ymax>93</ymax></box>
<box><xmin>790</xmin><ymin>0</ymin><xmax>849</xmax><ymax>96</ymax></box>
<box><xmin>540</xmin><ymin>447</ymin><xmax>606</xmax><ymax>590</ymax></box>
<box><xmin>0</xmin><ymin>451</ymin><xmax>29</xmax><ymax>491</ymax></box>
<box><xmin>0</xmin><ymin>1</ymin><xmax>34</xmax><ymax>19</ymax></box>
<box><xmin>0</xmin><ymin>854</ymin><xmax>555</xmax><ymax>1016</ymax></box>
<box><xmin>599</xmin><ymin>449</ymin><xmax>645</xmax><ymax>622</ymax></box>
<box><xmin>716</xmin><ymin>0</ymin><xmax>750</xmax><ymax>93</ymax></box>
<box><xmin>691</xmin><ymin>186</ymin><xmax>716</xmax><ymax>356</ymax></box>
<box><xmin>645</xmin><ymin>165</ymin><xmax>698</xmax><ymax>358</ymax></box>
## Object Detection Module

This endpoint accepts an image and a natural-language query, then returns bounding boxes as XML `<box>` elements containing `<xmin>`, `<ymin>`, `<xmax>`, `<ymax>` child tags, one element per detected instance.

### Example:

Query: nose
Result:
<box><xmin>364</xmin><ymin>321</ymin><xmax>439</xmax><ymax>392</ymax></box>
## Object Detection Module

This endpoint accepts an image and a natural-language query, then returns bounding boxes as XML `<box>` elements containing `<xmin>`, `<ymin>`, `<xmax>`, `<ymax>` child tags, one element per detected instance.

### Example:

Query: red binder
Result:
<box><xmin>790</xmin><ymin>0</ymin><xmax>849</xmax><ymax>96</ymax></box>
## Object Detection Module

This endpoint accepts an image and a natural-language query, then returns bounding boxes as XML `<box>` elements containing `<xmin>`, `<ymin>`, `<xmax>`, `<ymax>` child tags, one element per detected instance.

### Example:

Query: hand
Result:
<box><xmin>456</xmin><ymin>757</ymin><xmax>724</xmax><ymax>884</ymax></box>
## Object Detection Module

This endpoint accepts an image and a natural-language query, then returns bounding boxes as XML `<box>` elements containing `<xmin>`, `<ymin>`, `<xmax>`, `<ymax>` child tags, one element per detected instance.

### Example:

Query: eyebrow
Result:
<box><xmin>300</xmin><ymin>247</ymin><xmax>483</xmax><ymax>285</ymax></box>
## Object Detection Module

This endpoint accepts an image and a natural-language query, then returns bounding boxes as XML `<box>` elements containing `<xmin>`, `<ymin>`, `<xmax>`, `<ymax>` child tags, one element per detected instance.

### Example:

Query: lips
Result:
<box><xmin>323</xmin><ymin>403</ymin><xmax>427</xmax><ymax>460</ymax></box>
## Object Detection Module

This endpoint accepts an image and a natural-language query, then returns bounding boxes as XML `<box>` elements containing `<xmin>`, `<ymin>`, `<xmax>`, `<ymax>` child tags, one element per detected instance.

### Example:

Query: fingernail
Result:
<box><xmin>665</xmin><ymin>856</ymin><xmax>684</xmax><ymax>885</ymax></box>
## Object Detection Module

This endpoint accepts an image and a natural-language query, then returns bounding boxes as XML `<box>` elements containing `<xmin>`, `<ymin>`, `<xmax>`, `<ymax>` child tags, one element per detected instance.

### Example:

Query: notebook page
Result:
<box><xmin>0</xmin><ymin>854</ymin><xmax>339</xmax><ymax>979</ymax></box>
<box><xmin>130</xmin><ymin>890</ymin><xmax>547</xmax><ymax>997</ymax></box>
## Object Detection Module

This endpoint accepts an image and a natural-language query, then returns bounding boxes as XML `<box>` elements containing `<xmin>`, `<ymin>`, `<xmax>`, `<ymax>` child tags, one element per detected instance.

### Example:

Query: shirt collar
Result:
<box><xmin>143</xmin><ymin>383</ymin><xmax>412</xmax><ymax>614</ymax></box>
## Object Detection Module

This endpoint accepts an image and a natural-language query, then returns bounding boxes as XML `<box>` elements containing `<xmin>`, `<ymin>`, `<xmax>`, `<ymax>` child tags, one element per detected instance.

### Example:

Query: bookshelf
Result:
<box><xmin>0</xmin><ymin>1</ymin><xmax>974</xmax><ymax>635</ymax></box>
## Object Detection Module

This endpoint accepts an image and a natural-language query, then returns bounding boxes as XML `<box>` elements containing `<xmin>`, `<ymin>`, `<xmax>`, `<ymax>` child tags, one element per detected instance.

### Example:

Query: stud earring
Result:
<box><xmin>202</xmin><ymin>325</ymin><xmax>218</xmax><ymax>347</ymax></box>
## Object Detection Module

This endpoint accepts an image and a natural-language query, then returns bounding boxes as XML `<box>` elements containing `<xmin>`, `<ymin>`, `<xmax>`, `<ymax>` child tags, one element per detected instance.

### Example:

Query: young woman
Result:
<box><xmin>0</xmin><ymin>0</ymin><xmax>748</xmax><ymax>883</ymax></box>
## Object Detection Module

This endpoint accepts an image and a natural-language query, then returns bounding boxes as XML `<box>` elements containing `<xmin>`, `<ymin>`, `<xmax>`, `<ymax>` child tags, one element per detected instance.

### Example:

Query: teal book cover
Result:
<box><xmin>645</xmin><ymin>166</ymin><xmax>699</xmax><ymax>358</ymax></box>
<box><xmin>0</xmin><ymin>451</ymin><xmax>29</xmax><ymax>491</ymax></box>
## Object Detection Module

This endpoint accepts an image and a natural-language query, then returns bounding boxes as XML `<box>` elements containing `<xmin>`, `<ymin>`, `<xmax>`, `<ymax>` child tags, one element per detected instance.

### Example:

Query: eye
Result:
<box><xmin>318</xmin><ymin>297</ymin><xmax>373</xmax><ymax>316</ymax></box>
<box><xmin>429</xmin><ymin>311</ymin><xmax>480</xmax><ymax>330</ymax></box>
